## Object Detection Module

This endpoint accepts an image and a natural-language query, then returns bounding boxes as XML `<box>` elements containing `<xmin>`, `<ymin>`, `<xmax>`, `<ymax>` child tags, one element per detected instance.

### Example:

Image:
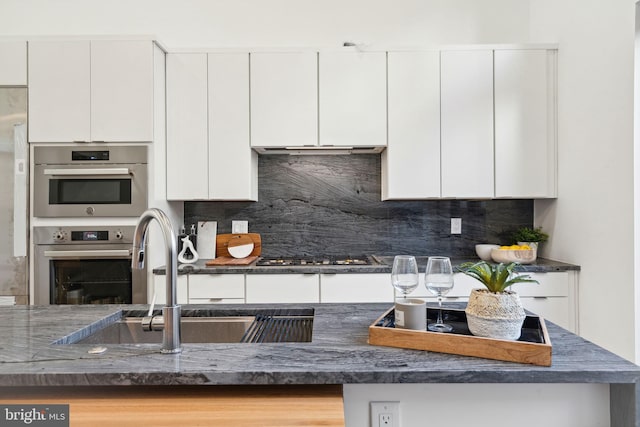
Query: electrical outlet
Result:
<box><xmin>232</xmin><ymin>220</ymin><xmax>248</xmax><ymax>234</ymax></box>
<box><xmin>380</xmin><ymin>413</ymin><xmax>393</xmax><ymax>426</ymax></box>
<box><xmin>451</xmin><ymin>217</ymin><xmax>462</xmax><ymax>234</ymax></box>
<box><xmin>370</xmin><ymin>402</ymin><xmax>399</xmax><ymax>427</ymax></box>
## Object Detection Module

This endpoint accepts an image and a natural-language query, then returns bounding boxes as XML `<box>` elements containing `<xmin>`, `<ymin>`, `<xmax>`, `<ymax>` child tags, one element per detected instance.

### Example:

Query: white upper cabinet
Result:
<box><xmin>0</xmin><ymin>41</ymin><xmax>27</xmax><ymax>85</ymax></box>
<box><xmin>494</xmin><ymin>50</ymin><xmax>557</xmax><ymax>198</ymax></box>
<box><xmin>383</xmin><ymin>51</ymin><xmax>441</xmax><ymax>200</ymax></box>
<box><xmin>166</xmin><ymin>53</ymin><xmax>209</xmax><ymax>200</ymax></box>
<box><xmin>319</xmin><ymin>51</ymin><xmax>387</xmax><ymax>147</ymax></box>
<box><xmin>165</xmin><ymin>52</ymin><xmax>257</xmax><ymax>201</ymax></box>
<box><xmin>28</xmin><ymin>41</ymin><xmax>91</xmax><ymax>142</ymax></box>
<box><xmin>90</xmin><ymin>41</ymin><xmax>154</xmax><ymax>142</ymax></box>
<box><xmin>440</xmin><ymin>50</ymin><xmax>494</xmax><ymax>198</ymax></box>
<box><xmin>250</xmin><ymin>52</ymin><xmax>317</xmax><ymax>148</ymax></box>
<box><xmin>28</xmin><ymin>40</ymin><xmax>155</xmax><ymax>143</ymax></box>
<box><xmin>208</xmin><ymin>53</ymin><xmax>257</xmax><ymax>201</ymax></box>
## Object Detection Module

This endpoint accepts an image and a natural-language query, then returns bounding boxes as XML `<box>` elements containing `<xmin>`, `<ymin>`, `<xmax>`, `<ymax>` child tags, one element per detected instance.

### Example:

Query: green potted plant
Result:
<box><xmin>511</xmin><ymin>226</ymin><xmax>549</xmax><ymax>251</ymax></box>
<box><xmin>458</xmin><ymin>261</ymin><xmax>539</xmax><ymax>340</ymax></box>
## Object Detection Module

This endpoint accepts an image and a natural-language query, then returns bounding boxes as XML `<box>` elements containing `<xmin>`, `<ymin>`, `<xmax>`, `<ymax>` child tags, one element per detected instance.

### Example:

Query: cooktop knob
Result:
<box><xmin>53</xmin><ymin>230</ymin><xmax>67</xmax><ymax>242</ymax></box>
<box><xmin>114</xmin><ymin>231</ymin><xmax>124</xmax><ymax>240</ymax></box>
<box><xmin>86</xmin><ymin>206</ymin><xmax>95</xmax><ymax>216</ymax></box>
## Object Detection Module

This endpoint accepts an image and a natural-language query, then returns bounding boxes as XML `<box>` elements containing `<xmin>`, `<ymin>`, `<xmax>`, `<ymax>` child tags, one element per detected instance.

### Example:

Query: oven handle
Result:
<box><xmin>43</xmin><ymin>249</ymin><xmax>132</xmax><ymax>258</ymax></box>
<box><xmin>43</xmin><ymin>168</ymin><xmax>132</xmax><ymax>176</ymax></box>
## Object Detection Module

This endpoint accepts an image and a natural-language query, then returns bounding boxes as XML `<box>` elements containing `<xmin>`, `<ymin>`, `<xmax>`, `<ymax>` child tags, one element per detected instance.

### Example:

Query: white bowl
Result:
<box><xmin>475</xmin><ymin>244</ymin><xmax>500</xmax><ymax>261</ymax></box>
<box><xmin>490</xmin><ymin>248</ymin><xmax>536</xmax><ymax>264</ymax></box>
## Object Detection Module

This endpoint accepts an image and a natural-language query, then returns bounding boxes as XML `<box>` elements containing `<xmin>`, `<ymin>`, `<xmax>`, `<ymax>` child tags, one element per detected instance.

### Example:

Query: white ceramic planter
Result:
<box><xmin>465</xmin><ymin>289</ymin><xmax>526</xmax><ymax>340</ymax></box>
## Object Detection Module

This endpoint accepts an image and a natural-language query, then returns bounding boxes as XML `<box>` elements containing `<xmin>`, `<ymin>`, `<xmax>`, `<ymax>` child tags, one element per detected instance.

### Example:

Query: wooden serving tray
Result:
<box><xmin>368</xmin><ymin>307</ymin><xmax>552</xmax><ymax>366</ymax></box>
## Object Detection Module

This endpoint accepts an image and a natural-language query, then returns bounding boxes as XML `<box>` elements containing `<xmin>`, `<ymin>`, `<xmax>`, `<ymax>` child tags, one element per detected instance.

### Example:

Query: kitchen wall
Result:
<box><xmin>185</xmin><ymin>155</ymin><xmax>533</xmax><ymax>257</ymax></box>
<box><xmin>530</xmin><ymin>0</ymin><xmax>636</xmax><ymax>362</ymax></box>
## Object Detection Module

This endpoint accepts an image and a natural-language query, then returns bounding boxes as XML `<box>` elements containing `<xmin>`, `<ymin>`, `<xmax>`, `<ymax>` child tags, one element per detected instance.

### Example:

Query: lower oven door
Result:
<box><xmin>34</xmin><ymin>245</ymin><xmax>147</xmax><ymax>305</ymax></box>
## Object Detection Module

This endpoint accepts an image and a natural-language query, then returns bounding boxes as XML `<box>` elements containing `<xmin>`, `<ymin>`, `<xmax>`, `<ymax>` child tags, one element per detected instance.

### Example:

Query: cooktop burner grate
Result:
<box><xmin>256</xmin><ymin>256</ymin><xmax>372</xmax><ymax>266</ymax></box>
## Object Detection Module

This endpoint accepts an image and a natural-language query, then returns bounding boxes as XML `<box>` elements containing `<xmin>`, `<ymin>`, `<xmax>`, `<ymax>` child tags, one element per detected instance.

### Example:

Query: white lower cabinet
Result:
<box><xmin>246</xmin><ymin>274</ymin><xmax>320</xmax><ymax>303</ymax></box>
<box><xmin>320</xmin><ymin>274</ymin><xmax>393</xmax><ymax>303</ymax></box>
<box><xmin>152</xmin><ymin>274</ymin><xmax>189</xmax><ymax>305</ymax></box>
<box><xmin>407</xmin><ymin>271</ymin><xmax>577</xmax><ymax>333</ymax></box>
<box><xmin>188</xmin><ymin>274</ymin><xmax>245</xmax><ymax>304</ymax></box>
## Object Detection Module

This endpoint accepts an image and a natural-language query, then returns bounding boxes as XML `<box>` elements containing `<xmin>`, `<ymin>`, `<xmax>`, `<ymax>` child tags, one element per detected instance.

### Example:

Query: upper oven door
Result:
<box><xmin>33</xmin><ymin>162</ymin><xmax>148</xmax><ymax>217</ymax></box>
<box><xmin>33</xmin><ymin>145</ymin><xmax>148</xmax><ymax>218</ymax></box>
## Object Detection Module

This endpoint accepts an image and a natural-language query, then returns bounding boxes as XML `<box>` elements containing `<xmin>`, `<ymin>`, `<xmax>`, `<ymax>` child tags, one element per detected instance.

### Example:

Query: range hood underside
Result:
<box><xmin>253</xmin><ymin>146</ymin><xmax>386</xmax><ymax>155</ymax></box>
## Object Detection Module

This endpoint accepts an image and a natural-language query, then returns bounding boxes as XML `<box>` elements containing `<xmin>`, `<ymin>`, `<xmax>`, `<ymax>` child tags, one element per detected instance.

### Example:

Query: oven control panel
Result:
<box><xmin>34</xmin><ymin>226</ymin><xmax>135</xmax><ymax>245</ymax></box>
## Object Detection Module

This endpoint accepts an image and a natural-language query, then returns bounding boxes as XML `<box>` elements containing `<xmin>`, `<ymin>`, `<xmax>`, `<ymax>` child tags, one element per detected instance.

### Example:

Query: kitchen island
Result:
<box><xmin>0</xmin><ymin>303</ymin><xmax>636</xmax><ymax>426</ymax></box>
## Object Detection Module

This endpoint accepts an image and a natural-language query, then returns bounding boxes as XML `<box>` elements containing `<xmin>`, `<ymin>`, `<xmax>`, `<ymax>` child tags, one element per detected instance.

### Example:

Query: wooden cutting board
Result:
<box><xmin>205</xmin><ymin>255</ymin><xmax>259</xmax><ymax>266</ymax></box>
<box><xmin>216</xmin><ymin>233</ymin><xmax>262</xmax><ymax>257</ymax></box>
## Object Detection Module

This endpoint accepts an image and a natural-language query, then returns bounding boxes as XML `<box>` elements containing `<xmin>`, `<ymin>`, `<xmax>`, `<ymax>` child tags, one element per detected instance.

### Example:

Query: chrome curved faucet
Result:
<box><xmin>132</xmin><ymin>208</ymin><xmax>181</xmax><ymax>354</ymax></box>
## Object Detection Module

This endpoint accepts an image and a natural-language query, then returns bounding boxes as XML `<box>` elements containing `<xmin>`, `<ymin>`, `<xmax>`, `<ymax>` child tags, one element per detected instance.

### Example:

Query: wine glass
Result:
<box><xmin>391</xmin><ymin>255</ymin><xmax>419</xmax><ymax>301</ymax></box>
<box><xmin>425</xmin><ymin>256</ymin><xmax>454</xmax><ymax>332</ymax></box>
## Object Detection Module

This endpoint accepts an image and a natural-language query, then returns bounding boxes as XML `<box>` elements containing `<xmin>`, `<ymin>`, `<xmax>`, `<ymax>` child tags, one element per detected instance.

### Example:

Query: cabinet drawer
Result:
<box><xmin>188</xmin><ymin>298</ymin><xmax>245</xmax><ymax>305</ymax></box>
<box><xmin>321</xmin><ymin>273</ymin><xmax>393</xmax><ymax>303</ymax></box>
<box><xmin>246</xmin><ymin>274</ymin><xmax>319</xmax><ymax>303</ymax></box>
<box><xmin>510</xmin><ymin>272</ymin><xmax>569</xmax><ymax>297</ymax></box>
<box><xmin>407</xmin><ymin>272</ymin><xmax>569</xmax><ymax>298</ymax></box>
<box><xmin>189</xmin><ymin>274</ymin><xmax>245</xmax><ymax>299</ymax></box>
<box><xmin>153</xmin><ymin>274</ymin><xmax>188</xmax><ymax>305</ymax></box>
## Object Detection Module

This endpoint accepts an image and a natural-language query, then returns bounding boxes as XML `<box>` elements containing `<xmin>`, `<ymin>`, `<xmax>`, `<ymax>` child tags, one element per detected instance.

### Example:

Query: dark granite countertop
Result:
<box><xmin>155</xmin><ymin>257</ymin><xmax>580</xmax><ymax>275</ymax></box>
<box><xmin>0</xmin><ymin>303</ymin><xmax>635</xmax><ymax>387</ymax></box>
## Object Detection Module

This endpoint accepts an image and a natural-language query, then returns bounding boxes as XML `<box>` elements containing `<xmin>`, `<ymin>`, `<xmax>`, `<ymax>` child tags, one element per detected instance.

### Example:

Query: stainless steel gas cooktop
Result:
<box><xmin>255</xmin><ymin>255</ymin><xmax>372</xmax><ymax>267</ymax></box>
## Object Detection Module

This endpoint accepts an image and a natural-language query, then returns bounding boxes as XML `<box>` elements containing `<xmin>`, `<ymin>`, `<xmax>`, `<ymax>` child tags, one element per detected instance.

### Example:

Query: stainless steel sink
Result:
<box><xmin>76</xmin><ymin>316</ymin><xmax>256</xmax><ymax>344</ymax></box>
<box><xmin>57</xmin><ymin>308</ymin><xmax>314</xmax><ymax>345</ymax></box>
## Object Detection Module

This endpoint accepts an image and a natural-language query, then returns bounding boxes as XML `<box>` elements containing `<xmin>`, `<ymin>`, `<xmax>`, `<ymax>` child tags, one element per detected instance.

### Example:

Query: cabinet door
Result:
<box><xmin>246</xmin><ymin>274</ymin><xmax>319</xmax><ymax>303</ymax></box>
<box><xmin>319</xmin><ymin>52</ymin><xmax>387</xmax><ymax>147</ymax></box>
<box><xmin>28</xmin><ymin>41</ymin><xmax>91</xmax><ymax>142</ymax></box>
<box><xmin>383</xmin><ymin>51</ymin><xmax>440</xmax><ymax>200</ymax></box>
<box><xmin>208</xmin><ymin>53</ymin><xmax>258</xmax><ymax>201</ymax></box>
<box><xmin>441</xmin><ymin>50</ymin><xmax>494</xmax><ymax>198</ymax></box>
<box><xmin>91</xmin><ymin>41</ymin><xmax>154</xmax><ymax>142</ymax></box>
<box><xmin>495</xmin><ymin>50</ymin><xmax>557</xmax><ymax>198</ymax></box>
<box><xmin>250</xmin><ymin>52</ymin><xmax>317</xmax><ymax>147</ymax></box>
<box><xmin>166</xmin><ymin>53</ymin><xmax>209</xmax><ymax>200</ymax></box>
<box><xmin>0</xmin><ymin>41</ymin><xmax>27</xmax><ymax>85</ymax></box>
<box><xmin>321</xmin><ymin>274</ymin><xmax>393</xmax><ymax>303</ymax></box>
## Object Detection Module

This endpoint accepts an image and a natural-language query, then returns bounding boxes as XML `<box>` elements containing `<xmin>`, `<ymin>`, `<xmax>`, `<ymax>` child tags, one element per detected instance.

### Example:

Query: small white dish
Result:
<box><xmin>475</xmin><ymin>244</ymin><xmax>500</xmax><ymax>261</ymax></box>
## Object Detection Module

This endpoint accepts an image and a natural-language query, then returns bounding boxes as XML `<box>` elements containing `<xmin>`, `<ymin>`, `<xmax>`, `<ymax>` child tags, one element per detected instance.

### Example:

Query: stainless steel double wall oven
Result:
<box><xmin>33</xmin><ymin>145</ymin><xmax>148</xmax><ymax>305</ymax></box>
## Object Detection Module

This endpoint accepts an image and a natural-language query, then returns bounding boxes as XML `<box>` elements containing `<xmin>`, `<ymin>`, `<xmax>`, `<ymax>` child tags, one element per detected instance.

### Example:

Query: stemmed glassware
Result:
<box><xmin>425</xmin><ymin>256</ymin><xmax>454</xmax><ymax>332</ymax></box>
<box><xmin>391</xmin><ymin>255</ymin><xmax>419</xmax><ymax>302</ymax></box>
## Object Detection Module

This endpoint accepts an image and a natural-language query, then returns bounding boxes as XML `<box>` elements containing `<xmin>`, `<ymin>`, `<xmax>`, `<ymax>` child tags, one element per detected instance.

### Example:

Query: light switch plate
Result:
<box><xmin>232</xmin><ymin>220</ymin><xmax>248</xmax><ymax>234</ymax></box>
<box><xmin>451</xmin><ymin>218</ymin><xmax>462</xmax><ymax>234</ymax></box>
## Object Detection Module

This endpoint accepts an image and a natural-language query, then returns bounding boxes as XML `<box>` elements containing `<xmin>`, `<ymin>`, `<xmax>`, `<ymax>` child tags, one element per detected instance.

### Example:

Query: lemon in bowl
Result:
<box><xmin>490</xmin><ymin>244</ymin><xmax>537</xmax><ymax>264</ymax></box>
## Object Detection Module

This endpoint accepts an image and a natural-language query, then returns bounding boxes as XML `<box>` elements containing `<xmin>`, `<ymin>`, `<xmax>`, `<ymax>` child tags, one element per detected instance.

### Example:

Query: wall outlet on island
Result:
<box><xmin>451</xmin><ymin>217</ymin><xmax>462</xmax><ymax>234</ymax></box>
<box><xmin>232</xmin><ymin>220</ymin><xmax>249</xmax><ymax>234</ymax></box>
<box><xmin>370</xmin><ymin>401</ymin><xmax>399</xmax><ymax>427</ymax></box>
